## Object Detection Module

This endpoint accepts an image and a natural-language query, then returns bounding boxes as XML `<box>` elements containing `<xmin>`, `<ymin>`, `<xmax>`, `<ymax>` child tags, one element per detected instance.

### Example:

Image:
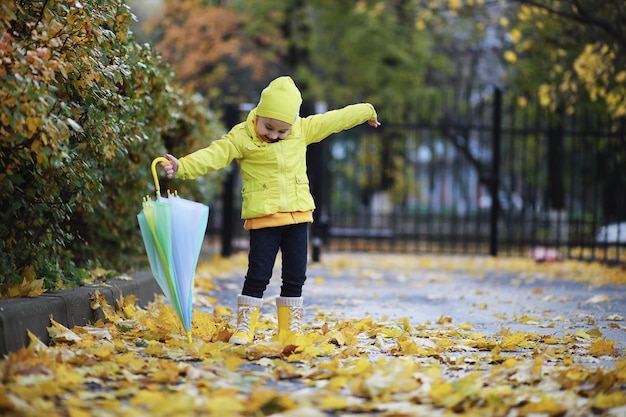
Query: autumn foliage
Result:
<box><xmin>1</xmin><ymin>253</ymin><xmax>624</xmax><ymax>416</ymax></box>
<box><xmin>505</xmin><ymin>1</ymin><xmax>626</xmax><ymax>119</ymax></box>
<box><xmin>144</xmin><ymin>0</ymin><xmax>284</xmax><ymax>110</ymax></box>
<box><xmin>0</xmin><ymin>0</ymin><xmax>220</xmax><ymax>291</ymax></box>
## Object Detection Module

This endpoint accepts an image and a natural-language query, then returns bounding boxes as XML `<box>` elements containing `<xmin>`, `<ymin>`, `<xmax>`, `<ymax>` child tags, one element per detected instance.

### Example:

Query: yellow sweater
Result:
<box><xmin>243</xmin><ymin>211</ymin><xmax>314</xmax><ymax>230</ymax></box>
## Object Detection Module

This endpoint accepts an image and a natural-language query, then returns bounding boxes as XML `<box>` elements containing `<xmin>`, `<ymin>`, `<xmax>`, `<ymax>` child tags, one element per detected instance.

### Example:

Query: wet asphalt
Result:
<box><xmin>206</xmin><ymin>252</ymin><xmax>626</xmax><ymax>351</ymax></box>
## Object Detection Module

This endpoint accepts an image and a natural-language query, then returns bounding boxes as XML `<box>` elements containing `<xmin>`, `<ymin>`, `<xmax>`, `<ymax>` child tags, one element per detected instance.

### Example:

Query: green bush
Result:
<box><xmin>0</xmin><ymin>0</ymin><xmax>222</xmax><ymax>291</ymax></box>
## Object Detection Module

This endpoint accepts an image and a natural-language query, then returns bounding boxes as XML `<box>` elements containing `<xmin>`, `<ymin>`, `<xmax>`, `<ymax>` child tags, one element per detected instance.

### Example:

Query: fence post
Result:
<box><xmin>490</xmin><ymin>87</ymin><xmax>502</xmax><ymax>256</ymax></box>
<box><xmin>220</xmin><ymin>103</ymin><xmax>239</xmax><ymax>257</ymax></box>
<box><xmin>308</xmin><ymin>141</ymin><xmax>324</xmax><ymax>262</ymax></box>
<box><xmin>302</xmin><ymin>101</ymin><xmax>327</xmax><ymax>262</ymax></box>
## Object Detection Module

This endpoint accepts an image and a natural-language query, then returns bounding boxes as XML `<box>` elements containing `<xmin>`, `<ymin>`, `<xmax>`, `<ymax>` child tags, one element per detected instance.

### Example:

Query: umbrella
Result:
<box><xmin>137</xmin><ymin>157</ymin><xmax>209</xmax><ymax>343</ymax></box>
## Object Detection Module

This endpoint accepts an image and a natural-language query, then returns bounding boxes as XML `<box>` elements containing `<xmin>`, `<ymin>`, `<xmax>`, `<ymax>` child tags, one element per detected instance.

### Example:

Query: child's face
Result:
<box><xmin>254</xmin><ymin>116</ymin><xmax>292</xmax><ymax>143</ymax></box>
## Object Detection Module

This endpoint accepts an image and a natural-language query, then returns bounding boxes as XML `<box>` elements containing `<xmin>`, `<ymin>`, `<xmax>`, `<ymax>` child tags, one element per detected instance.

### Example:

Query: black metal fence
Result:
<box><xmin>209</xmin><ymin>88</ymin><xmax>626</xmax><ymax>264</ymax></box>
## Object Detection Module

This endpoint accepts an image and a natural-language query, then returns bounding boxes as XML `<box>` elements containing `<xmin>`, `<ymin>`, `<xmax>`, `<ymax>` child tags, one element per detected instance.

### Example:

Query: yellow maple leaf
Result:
<box><xmin>151</xmin><ymin>360</ymin><xmax>183</xmax><ymax>384</ymax></box>
<box><xmin>429</xmin><ymin>381</ymin><xmax>454</xmax><ymax>405</ymax></box>
<box><xmin>518</xmin><ymin>395</ymin><xmax>565</xmax><ymax>415</ymax></box>
<box><xmin>120</xmin><ymin>295</ymin><xmax>141</xmax><ymax>319</ymax></box>
<box><xmin>358</xmin><ymin>358</ymin><xmax>420</xmax><ymax>399</ymax></box>
<box><xmin>5</xmin><ymin>266</ymin><xmax>46</xmax><ymax>298</ymax></box>
<box><xmin>197</xmin><ymin>341</ymin><xmax>230</xmax><ymax>359</ymax></box>
<box><xmin>115</xmin><ymin>352</ymin><xmax>146</xmax><ymax>372</ymax></box>
<box><xmin>318</xmin><ymin>341</ymin><xmax>337</xmax><ymax>356</ymax></box>
<box><xmin>328</xmin><ymin>330</ymin><xmax>347</xmax><ymax>346</ymax></box>
<box><xmin>288</xmin><ymin>343</ymin><xmax>324</xmax><ymax>362</ymax></box>
<box><xmin>501</xmin><ymin>357</ymin><xmax>518</xmax><ymax>368</ymax></box>
<box><xmin>338</xmin><ymin>357</ymin><xmax>371</xmax><ymax>377</ymax></box>
<box><xmin>245</xmin><ymin>388</ymin><xmax>286</xmax><ymax>414</ymax></box>
<box><xmin>89</xmin><ymin>290</ymin><xmax>117</xmax><ymax>322</ymax></box>
<box><xmin>374</xmin><ymin>326</ymin><xmax>400</xmax><ymax>338</ymax></box>
<box><xmin>48</xmin><ymin>319</ymin><xmax>81</xmax><ymax>344</ymax></box>
<box><xmin>67</xmin><ymin>406</ymin><xmax>91</xmax><ymax>417</ymax></box>
<box><xmin>531</xmin><ymin>355</ymin><xmax>544</xmax><ymax>375</ymax></box>
<box><xmin>318</xmin><ymin>394</ymin><xmax>349</xmax><ymax>410</ymax></box>
<box><xmin>573</xmin><ymin>328</ymin><xmax>592</xmax><ymax>340</ymax></box>
<box><xmin>55</xmin><ymin>364</ymin><xmax>84</xmax><ymax>390</ymax></box>
<box><xmin>244</xmin><ymin>340</ymin><xmax>284</xmax><ymax>360</ymax></box>
<box><xmin>206</xmin><ymin>395</ymin><xmax>246</xmax><ymax>414</ymax></box>
<box><xmin>398</xmin><ymin>317</ymin><xmax>413</xmax><ymax>333</ymax></box>
<box><xmin>542</xmin><ymin>336</ymin><xmax>560</xmax><ymax>345</ymax></box>
<box><xmin>518</xmin><ymin>315</ymin><xmax>541</xmax><ymax>325</ymax></box>
<box><xmin>191</xmin><ymin>311</ymin><xmax>217</xmax><ymax>340</ymax></box>
<box><xmin>224</xmin><ymin>354</ymin><xmax>245</xmax><ymax>371</ymax></box>
<box><xmin>565</xmin><ymin>365</ymin><xmax>589</xmax><ymax>382</ymax></box>
<box><xmin>587</xmin><ymin>327</ymin><xmax>603</xmax><ymax>338</ymax></box>
<box><xmin>439</xmin><ymin>374</ymin><xmax>482</xmax><ymax>408</ymax></box>
<box><xmin>91</xmin><ymin>342</ymin><xmax>114</xmax><ymax>359</ymax></box>
<box><xmin>396</xmin><ymin>334</ymin><xmax>419</xmax><ymax>355</ymax></box>
<box><xmin>326</xmin><ymin>375</ymin><xmax>350</xmax><ymax>392</ymax></box>
<box><xmin>155</xmin><ymin>303</ymin><xmax>183</xmax><ymax>334</ymax></box>
<box><xmin>459</xmin><ymin>322</ymin><xmax>473</xmax><ymax>331</ymax></box>
<box><xmin>130</xmin><ymin>390</ymin><xmax>195</xmax><ymax>414</ymax></box>
<box><xmin>589</xmin><ymin>338</ymin><xmax>617</xmax><ymax>357</ymax></box>
<box><xmin>144</xmin><ymin>340</ymin><xmax>165</xmax><ymax>357</ymax></box>
<box><xmin>594</xmin><ymin>391</ymin><xmax>626</xmax><ymax>409</ymax></box>
<box><xmin>499</xmin><ymin>331</ymin><xmax>526</xmax><ymax>351</ymax></box>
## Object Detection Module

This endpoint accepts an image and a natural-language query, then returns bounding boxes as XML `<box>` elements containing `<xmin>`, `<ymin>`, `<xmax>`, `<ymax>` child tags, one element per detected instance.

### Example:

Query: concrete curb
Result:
<box><xmin>0</xmin><ymin>272</ymin><xmax>162</xmax><ymax>357</ymax></box>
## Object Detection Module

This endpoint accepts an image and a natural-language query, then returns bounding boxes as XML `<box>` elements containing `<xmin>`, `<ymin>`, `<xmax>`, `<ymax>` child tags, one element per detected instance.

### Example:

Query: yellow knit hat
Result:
<box><xmin>256</xmin><ymin>76</ymin><xmax>302</xmax><ymax>125</ymax></box>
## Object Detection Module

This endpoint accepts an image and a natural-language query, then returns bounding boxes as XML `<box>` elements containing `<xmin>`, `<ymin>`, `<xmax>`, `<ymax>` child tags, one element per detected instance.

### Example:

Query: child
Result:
<box><xmin>161</xmin><ymin>76</ymin><xmax>380</xmax><ymax>344</ymax></box>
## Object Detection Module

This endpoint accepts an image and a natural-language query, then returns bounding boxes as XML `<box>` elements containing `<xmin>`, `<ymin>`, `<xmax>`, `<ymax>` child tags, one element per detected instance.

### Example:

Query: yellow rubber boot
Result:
<box><xmin>229</xmin><ymin>295</ymin><xmax>263</xmax><ymax>345</ymax></box>
<box><xmin>276</xmin><ymin>296</ymin><xmax>304</xmax><ymax>340</ymax></box>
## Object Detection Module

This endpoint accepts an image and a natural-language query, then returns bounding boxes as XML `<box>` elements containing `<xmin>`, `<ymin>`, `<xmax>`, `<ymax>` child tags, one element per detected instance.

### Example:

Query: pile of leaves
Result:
<box><xmin>0</xmin><ymin>254</ymin><xmax>624</xmax><ymax>416</ymax></box>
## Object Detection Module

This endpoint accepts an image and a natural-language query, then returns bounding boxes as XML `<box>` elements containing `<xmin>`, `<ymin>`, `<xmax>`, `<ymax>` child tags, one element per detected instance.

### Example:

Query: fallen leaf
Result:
<box><xmin>1</xmin><ymin>253</ymin><xmax>624</xmax><ymax>417</ymax></box>
<box><xmin>48</xmin><ymin>319</ymin><xmax>81</xmax><ymax>344</ymax></box>
<box><xmin>593</xmin><ymin>391</ymin><xmax>626</xmax><ymax>410</ymax></box>
<box><xmin>584</xmin><ymin>294</ymin><xmax>611</xmax><ymax>304</ymax></box>
<box><xmin>589</xmin><ymin>338</ymin><xmax>618</xmax><ymax>357</ymax></box>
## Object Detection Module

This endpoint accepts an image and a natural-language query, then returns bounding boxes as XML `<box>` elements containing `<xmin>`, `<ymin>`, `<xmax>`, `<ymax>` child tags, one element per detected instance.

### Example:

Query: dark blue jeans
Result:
<box><xmin>241</xmin><ymin>223</ymin><xmax>308</xmax><ymax>298</ymax></box>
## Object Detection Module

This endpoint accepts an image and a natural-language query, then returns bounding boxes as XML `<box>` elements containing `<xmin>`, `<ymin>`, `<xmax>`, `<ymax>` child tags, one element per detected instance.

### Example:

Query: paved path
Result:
<box><xmin>208</xmin><ymin>253</ymin><xmax>626</xmax><ymax>350</ymax></box>
<box><xmin>2</xmin><ymin>251</ymin><xmax>623</xmax><ymax>356</ymax></box>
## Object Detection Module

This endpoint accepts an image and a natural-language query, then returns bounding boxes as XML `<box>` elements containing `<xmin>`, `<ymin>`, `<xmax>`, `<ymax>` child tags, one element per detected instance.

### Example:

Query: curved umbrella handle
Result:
<box><xmin>151</xmin><ymin>157</ymin><xmax>171</xmax><ymax>196</ymax></box>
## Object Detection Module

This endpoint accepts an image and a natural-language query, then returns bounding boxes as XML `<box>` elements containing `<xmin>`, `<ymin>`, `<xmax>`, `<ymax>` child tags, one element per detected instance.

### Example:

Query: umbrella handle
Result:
<box><xmin>151</xmin><ymin>157</ymin><xmax>170</xmax><ymax>196</ymax></box>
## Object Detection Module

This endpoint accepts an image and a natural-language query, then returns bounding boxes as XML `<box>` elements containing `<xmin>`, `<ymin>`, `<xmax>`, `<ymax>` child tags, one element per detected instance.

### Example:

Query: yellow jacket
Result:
<box><xmin>176</xmin><ymin>103</ymin><xmax>377</xmax><ymax>226</ymax></box>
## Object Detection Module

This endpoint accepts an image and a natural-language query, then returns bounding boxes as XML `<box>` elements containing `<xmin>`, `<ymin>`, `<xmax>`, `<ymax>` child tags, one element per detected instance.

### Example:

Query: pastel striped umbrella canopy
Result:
<box><xmin>137</xmin><ymin>157</ymin><xmax>209</xmax><ymax>343</ymax></box>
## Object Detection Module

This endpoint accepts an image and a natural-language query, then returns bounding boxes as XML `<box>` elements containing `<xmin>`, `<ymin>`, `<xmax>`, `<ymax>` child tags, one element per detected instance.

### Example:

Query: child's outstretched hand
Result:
<box><xmin>161</xmin><ymin>153</ymin><xmax>179</xmax><ymax>179</ymax></box>
<box><xmin>368</xmin><ymin>119</ymin><xmax>381</xmax><ymax>128</ymax></box>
